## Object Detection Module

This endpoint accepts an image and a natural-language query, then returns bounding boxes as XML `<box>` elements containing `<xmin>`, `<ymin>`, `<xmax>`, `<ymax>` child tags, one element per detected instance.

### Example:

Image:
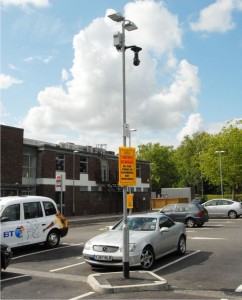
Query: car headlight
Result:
<box><xmin>84</xmin><ymin>241</ymin><xmax>92</xmax><ymax>250</ymax></box>
<box><xmin>120</xmin><ymin>243</ymin><xmax>137</xmax><ymax>252</ymax></box>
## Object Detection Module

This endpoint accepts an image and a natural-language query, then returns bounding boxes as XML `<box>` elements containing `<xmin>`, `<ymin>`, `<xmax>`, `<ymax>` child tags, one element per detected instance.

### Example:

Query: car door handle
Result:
<box><xmin>42</xmin><ymin>224</ymin><xmax>46</xmax><ymax>226</ymax></box>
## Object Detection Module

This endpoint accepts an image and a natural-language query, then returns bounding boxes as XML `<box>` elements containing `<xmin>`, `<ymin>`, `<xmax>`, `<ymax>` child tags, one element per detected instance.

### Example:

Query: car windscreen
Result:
<box><xmin>112</xmin><ymin>217</ymin><xmax>157</xmax><ymax>231</ymax></box>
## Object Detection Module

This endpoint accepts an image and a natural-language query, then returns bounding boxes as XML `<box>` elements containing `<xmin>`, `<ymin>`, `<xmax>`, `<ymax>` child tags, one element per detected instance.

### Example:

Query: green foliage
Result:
<box><xmin>136</xmin><ymin>143</ymin><xmax>179</xmax><ymax>189</ymax></box>
<box><xmin>199</xmin><ymin>120</ymin><xmax>242</xmax><ymax>198</ymax></box>
<box><xmin>136</xmin><ymin>119</ymin><xmax>242</xmax><ymax>198</ymax></box>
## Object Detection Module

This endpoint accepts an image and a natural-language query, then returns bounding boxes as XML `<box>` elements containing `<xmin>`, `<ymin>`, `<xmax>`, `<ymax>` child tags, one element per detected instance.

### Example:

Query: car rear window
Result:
<box><xmin>195</xmin><ymin>204</ymin><xmax>204</xmax><ymax>210</ymax></box>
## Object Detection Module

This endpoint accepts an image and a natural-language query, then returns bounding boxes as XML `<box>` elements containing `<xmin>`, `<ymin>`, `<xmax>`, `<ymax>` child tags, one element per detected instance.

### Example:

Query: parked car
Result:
<box><xmin>83</xmin><ymin>213</ymin><xmax>187</xmax><ymax>269</ymax></box>
<box><xmin>159</xmin><ymin>203</ymin><xmax>209</xmax><ymax>228</ymax></box>
<box><xmin>1</xmin><ymin>243</ymin><xmax>13</xmax><ymax>271</ymax></box>
<box><xmin>202</xmin><ymin>199</ymin><xmax>242</xmax><ymax>219</ymax></box>
<box><xmin>192</xmin><ymin>198</ymin><xmax>206</xmax><ymax>205</ymax></box>
<box><xmin>0</xmin><ymin>196</ymin><xmax>68</xmax><ymax>248</ymax></box>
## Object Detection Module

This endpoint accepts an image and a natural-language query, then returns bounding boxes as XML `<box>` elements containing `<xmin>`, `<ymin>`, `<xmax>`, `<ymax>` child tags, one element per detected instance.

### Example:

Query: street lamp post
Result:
<box><xmin>73</xmin><ymin>150</ymin><xmax>79</xmax><ymax>215</ymax></box>
<box><xmin>215</xmin><ymin>150</ymin><xmax>225</xmax><ymax>198</ymax></box>
<box><xmin>108</xmin><ymin>12</ymin><xmax>141</xmax><ymax>279</ymax></box>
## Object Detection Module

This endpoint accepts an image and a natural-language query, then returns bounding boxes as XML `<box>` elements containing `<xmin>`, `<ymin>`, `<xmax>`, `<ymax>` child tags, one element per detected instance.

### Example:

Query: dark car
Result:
<box><xmin>1</xmin><ymin>243</ymin><xmax>13</xmax><ymax>271</ymax></box>
<box><xmin>159</xmin><ymin>203</ymin><xmax>209</xmax><ymax>228</ymax></box>
<box><xmin>192</xmin><ymin>198</ymin><xmax>206</xmax><ymax>205</ymax></box>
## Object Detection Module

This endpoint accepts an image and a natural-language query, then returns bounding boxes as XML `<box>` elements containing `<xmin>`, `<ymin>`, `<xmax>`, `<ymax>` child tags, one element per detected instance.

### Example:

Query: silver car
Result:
<box><xmin>202</xmin><ymin>199</ymin><xmax>242</xmax><ymax>219</ymax></box>
<box><xmin>83</xmin><ymin>213</ymin><xmax>186</xmax><ymax>269</ymax></box>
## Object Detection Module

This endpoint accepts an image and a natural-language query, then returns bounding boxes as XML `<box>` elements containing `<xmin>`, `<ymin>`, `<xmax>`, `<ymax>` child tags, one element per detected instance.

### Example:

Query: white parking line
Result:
<box><xmin>1</xmin><ymin>274</ymin><xmax>30</xmax><ymax>282</ymax></box>
<box><xmin>50</xmin><ymin>261</ymin><xmax>85</xmax><ymax>272</ymax></box>
<box><xmin>235</xmin><ymin>284</ymin><xmax>242</xmax><ymax>293</ymax></box>
<box><xmin>190</xmin><ymin>237</ymin><xmax>227</xmax><ymax>240</ymax></box>
<box><xmin>12</xmin><ymin>243</ymin><xmax>84</xmax><ymax>260</ymax></box>
<box><xmin>69</xmin><ymin>292</ymin><xmax>95</xmax><ymax>299</ymax></box>
<box><xmin>153</xmin><ymin>250</ymin><xmax>201</xmax><ymax>273</ymax></box>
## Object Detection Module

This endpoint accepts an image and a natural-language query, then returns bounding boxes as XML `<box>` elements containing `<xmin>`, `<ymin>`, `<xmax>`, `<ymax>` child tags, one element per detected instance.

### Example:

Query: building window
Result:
<box><xmin>91</xmin><ymin>186</ymin><xmax>99</xmax><ymax>191</ymax></box>
<box><xmin>23</xmin><ymin>154</ymin><xmax>36</xmax><ymax>178</ymax></box>
<box><xmin>80</xmin><ymin>156</ymin><xmax>88</xmax><ymax>173</ymax></box>
<box><xmin>56</xmin><ymin>154</ymin><xmax>65</xmax><ymax>171</ymax></box>
<box><xmin>136</xmin><ymin>164</ymin><xmax>141</xmax><ymax>178</ymax></box>
<box><xmin>80</xmin><ymin>186</ymin><xmax>88</xmax><ymax>191</ymax></box>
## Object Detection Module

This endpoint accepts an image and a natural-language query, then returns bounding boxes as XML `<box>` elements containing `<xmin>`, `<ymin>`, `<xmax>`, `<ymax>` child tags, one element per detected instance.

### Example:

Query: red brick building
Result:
<box><xmin>0</xmin><ymin>125</ymin><xmax>151</xmax><ymax>216</ymax></box>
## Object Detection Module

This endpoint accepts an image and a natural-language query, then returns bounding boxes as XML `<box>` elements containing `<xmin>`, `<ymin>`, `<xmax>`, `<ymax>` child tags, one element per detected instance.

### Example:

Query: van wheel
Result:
<box><xmin>46</xmin><ymin>230</ymin><xmax>60</xmax><ymax>248</ymax></box>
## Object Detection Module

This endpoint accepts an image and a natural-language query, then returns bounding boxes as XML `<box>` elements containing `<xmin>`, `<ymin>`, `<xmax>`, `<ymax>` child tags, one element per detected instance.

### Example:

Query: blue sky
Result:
<box><xmin>1</xmin><ymin>0</ymin><xmax>242</xmax><ymax>153</ymax></box>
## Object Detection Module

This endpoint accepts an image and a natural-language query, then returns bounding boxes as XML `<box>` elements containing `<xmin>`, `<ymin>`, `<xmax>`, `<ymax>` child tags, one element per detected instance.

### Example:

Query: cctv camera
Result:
<box><xmin>131</xmin><ymin>46</ymin><xmax>142</xmax><ymax>66</ymax></box>
<box><xmin>133</xmin><ymin>52</ymin><xmax>140</xmax><ymax>66</ymax></box>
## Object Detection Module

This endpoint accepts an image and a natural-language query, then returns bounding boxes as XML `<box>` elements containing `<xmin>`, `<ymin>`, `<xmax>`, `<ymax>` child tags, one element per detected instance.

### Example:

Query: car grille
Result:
<box><xmin>93</xmin><ymin>245</ymin><xmax>119</xmax><ymax>253</ymax></box>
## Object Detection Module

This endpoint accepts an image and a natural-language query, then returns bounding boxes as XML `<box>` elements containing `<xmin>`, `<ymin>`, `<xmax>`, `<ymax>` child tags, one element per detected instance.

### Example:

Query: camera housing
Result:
<box><xmin>130</xmin><ymin>46</ymin><xmax>142</xmax><ymax>66</ymax></box>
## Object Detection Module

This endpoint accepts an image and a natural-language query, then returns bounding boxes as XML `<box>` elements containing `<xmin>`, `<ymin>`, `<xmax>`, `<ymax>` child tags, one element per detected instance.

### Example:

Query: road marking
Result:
<box><xmin>190</xmin><ymin>237</ymin><xmax>227</xmax><ymax>240</ymax></box>
<box><xmin>50</xmin><ymin>261</ymin><xmax>85</xmax><ymax>272</ymax></box>
<box><xmin>5</xmin><ymin>267</ymin><xmax>87</xmax><ymax>282</ymax></box>
<box><xmin>1</xmin><ymin>274</ymin><xmax>30</xmax><ymax>282</ymax></box>
<box><xmin>153</xmin><ymin>250</ymin><xmax>201</xmax><ymax>273</ymax></box>
<box><xmin>235</xmin><ymin>284</ymin><xmax>242</xmax><ymax>292</ymax></box>
<box><xmin>12</xmin><ymin>243</ymin><xmax>84</xmax><ymax>260</ymax></box>
<box><xmin>69</xmin><ymin>292</ymin><xmax>95</xmax><ymax>299</ymax></box>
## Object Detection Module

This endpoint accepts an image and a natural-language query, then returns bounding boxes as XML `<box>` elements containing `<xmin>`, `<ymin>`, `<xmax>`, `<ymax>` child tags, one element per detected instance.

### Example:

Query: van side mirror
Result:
<box><xmin>1</xmin><ymin>216</ymin><xmax>10</xmax><ymax>222</ymax></box>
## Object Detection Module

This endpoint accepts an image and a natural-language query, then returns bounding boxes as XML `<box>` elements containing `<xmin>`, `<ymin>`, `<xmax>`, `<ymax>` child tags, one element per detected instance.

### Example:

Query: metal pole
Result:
<box><xmin>215</xmin><ymin>150</ymin><xmax>225</xmax><ymax>198</ymax></box>
<box><xmin>72</xmin><ymin>152</ymin><xmax>75</xmax><ymax>215</ymax></box>
<box><xmin>128</xmin><ymin>132</ymin><xmax>132</xmax><ymax>216</ymax></box>
<box><xmin>60</xmin><ymin>175</ymin><xmax>63</xmax><ymax>215</ymax></box>
<box><xmin>122</xmin><ymin>20</ymin><xmax>129</xmax><ymax>279</ymax></box>
<box><xmin>219</xmin><ymin>153</ymin><xmax>223</xmax><ymax>198</ymax></box>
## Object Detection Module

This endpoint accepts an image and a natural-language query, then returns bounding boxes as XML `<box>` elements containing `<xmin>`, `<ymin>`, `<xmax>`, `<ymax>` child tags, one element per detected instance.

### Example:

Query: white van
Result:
<box><xmin>0</xmin><ymin>196</ymin><xmax>68</xmax><ymax>248</ymax></box>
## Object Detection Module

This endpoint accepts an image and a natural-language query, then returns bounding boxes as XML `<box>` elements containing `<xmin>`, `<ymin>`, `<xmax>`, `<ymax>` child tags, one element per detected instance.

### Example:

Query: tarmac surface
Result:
<box><xmin>67</xmin><ymin>212</ymin><xmax>170</xmax><ymax>294</ymax></box>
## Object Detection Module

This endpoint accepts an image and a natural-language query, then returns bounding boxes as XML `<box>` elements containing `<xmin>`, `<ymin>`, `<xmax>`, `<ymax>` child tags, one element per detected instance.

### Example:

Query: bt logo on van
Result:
<box><xmin>15</xmin><ymin>226</ymin><xmax>25</xmax><ymax>238</ymax></box>
<box><xmin>3</xmin><ymin>226</ymin><xmax>25</xmax><ymax>238</ymax></box>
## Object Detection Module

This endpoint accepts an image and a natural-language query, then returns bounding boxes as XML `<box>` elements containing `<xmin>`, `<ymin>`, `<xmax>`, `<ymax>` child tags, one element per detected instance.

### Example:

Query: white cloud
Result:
<box><xmin>19</xmin><ymin>0</ymin><xmax>200</xmax><ymax>152</ymax></box>
<box><xmin>61</xmin><ymin>69</ymin><xmax>70</xmax><ymax>82</ymax></box>
<box><xmin>8</xmin><ymin>64</ymin><xmax>19</xmax><ymax>70</ymax></box>
<box><xmin>24</xmin><ymin>55</ymin><xmax>53</xmax><ymax>64</ymax></box>
<box><xmin>0</xmin><ymin>0</ymin><xmax>50</xmax><ymax>9</ymax></box>
<box><xmin>176</xmin><ymin>113</ymin><xmax>203</xmax><ymax>142</ymax></box>
<box><xmin>190</xmin><ymin>0</ymin><xmax>236</xmax><ymax>33</ymax></box>
<box><xmin>0</xmin><ymin>73</ymin><xmax>23</xmax><ymax>89</ymax></box>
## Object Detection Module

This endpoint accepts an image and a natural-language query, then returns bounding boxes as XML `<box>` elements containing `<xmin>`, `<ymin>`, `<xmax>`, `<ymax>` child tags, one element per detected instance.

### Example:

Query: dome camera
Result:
<box><xmin>131</xmin><ymin>46</ymin><xmax>142</xmax><ymax>66</ymax></box>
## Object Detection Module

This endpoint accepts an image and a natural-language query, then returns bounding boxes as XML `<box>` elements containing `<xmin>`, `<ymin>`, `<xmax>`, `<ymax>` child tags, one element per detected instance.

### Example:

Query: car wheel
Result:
<box><xmin>228</xmin><ymin>210</ymin><xmax>237</xmax><ymax>219</ymax></box>
<box><xmin>197</xmin><ymin>222</ymin><xmax>204</xmax><ymax>227</ymax></box>
<box><xmin>185</xmin><ymin>218</ymin><xmax>195</xmax><ymax>228</ymax></box>
<box><xmin>46</xmin><ymin>230</ymin><xmax>60</xmax><ymax>248</ymax></box>
<box><xmin>140</xmin><ymin>246</ymin><xmax>155</xmax><ymax>270</ymax></box>
<box><xmin>177</xmin><ymin>235</ymin><xmax>186</xmax><ymax>255</ymax></box>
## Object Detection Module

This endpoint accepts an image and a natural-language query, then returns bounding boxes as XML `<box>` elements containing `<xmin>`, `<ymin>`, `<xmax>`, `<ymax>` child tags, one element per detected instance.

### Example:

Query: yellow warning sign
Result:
<box><xmin>127</xmin><ymin>194</ymin><xmax>134</xmax><ymax>209</ymax></box>
<box><xmin>119</xmin><ymin>147</ymin><xmax>136</xmax><ymax>187</ymax></box>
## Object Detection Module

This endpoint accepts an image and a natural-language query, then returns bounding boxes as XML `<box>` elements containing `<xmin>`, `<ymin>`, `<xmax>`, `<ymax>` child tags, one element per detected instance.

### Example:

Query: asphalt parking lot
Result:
<box><xmin>1</xmin><ymin>217</ymin><xmax>242</xmax><ymax>299</ymax></box>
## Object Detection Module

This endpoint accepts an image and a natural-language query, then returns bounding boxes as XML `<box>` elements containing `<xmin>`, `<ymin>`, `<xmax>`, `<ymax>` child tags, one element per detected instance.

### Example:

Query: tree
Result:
<box><xmin>199</xmin><ymin>121</ymin><xmax>242</xmax><ymax>199</ymax></box>
<box><xmin>174</xmin><ymin>132</ymin><xmax>210</xmax><ymax>194</ymax></box>
<box><xmin>136</xmin><ymin>143</ymin><xmax>178</xmax><ymax>190</ymax></box>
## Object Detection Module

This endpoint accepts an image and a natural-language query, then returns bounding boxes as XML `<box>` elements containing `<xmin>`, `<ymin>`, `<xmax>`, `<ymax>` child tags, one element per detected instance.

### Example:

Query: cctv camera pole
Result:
<box><xmin>108</xmin><ymin>11</ymin><xmax>141</xmax><ymax>279</ymax></box>
<box><xmin>121</xmin><ymin>19</ymin><xmax>130</xmax><ymax>280</ymax></box>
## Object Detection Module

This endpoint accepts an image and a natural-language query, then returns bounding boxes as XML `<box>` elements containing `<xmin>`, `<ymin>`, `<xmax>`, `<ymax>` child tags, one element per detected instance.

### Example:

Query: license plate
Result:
<box><xmin>94</xmin><ymin>255</ymin><xmax>112</xmax><ymax>261</ymax></box>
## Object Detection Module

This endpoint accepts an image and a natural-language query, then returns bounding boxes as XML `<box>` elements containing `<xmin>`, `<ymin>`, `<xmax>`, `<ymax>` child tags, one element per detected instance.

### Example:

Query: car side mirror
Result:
<box><xmin>159</xmin><ymin>227</ymin><xmax>169</xmax><ymax>233</ymax></box>
<box><xmin>106</xmin><ymin>225</ymin><xmax>113</xmax><ymax>231</ymax></box>
<box><xmin>1</xmin><ymin>216</ymin><xmax>10</xmax><ymax>222</ymax></box>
